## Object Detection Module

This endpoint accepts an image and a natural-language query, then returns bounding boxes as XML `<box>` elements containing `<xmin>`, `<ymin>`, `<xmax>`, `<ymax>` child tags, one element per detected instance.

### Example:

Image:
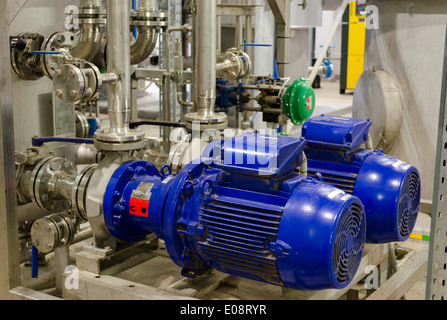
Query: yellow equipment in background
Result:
<box><xmin>340</xmin><ymin>1</ymin><xmax>366</xmax><ymax>94</ymax></box>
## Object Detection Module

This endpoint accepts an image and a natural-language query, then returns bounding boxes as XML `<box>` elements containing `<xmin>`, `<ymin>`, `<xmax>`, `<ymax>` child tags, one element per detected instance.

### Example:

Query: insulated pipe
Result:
<box><xmin>95</xmin><ymin>0</ymin><xmax>144</xmax><ymax>145</ymax></box>
<box><xmin>192</xmin><ymin>2</ymin><xmax>198</xmax><ymax>113</ymax></box>
<box><xmin>195</xmin><ymin>0</ymin><xmax>217</xmax><ymax>118</ymax></box>
<box><xmin>130</xmin><ymin>0</ymin><xmax>159</xmax><ymax>65</ymax></box>
<box><xmin>70</xmin><ymin>0</ymin><xmax>103</xmax><ymax>61</ymax></box>
<box><xmin>105</xmin><ymin>0</ymin><xmax>132</xmax><ymax>137</ymax></box>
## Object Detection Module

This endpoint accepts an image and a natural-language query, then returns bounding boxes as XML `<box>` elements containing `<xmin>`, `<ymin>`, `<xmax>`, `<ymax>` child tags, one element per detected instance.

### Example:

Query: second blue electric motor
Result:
<box><xmin>301</xmin><ymin>115</ymin><xmax>421</xmax><ymax>243</ymax></box>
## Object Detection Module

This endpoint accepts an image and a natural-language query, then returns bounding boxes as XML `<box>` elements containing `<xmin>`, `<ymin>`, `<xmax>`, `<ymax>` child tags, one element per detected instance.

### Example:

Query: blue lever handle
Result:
<box><xmin>32</xmin><ymin>137</ymin><xmax>95</xmax><ymax>147</ymax></box>
<box><xmin>243</xmin><ymin>40</ymin><xmax>272</xmax><ymax>52</ymax></box>
<box><xmin>31</xmin><ymin>51</ymin><xmax>61</xmax><ymax>55</ymax></box>
<box><xmin>31</xmin><ymin>246</ymin><xmax>39</xmax><ymax>279</ymax></box>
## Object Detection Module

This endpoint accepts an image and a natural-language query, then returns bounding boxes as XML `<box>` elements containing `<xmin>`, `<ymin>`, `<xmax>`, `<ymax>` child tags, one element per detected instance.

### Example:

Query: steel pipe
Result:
<box><xmin>131</xmin><ymin>27</ymin><xmax>158</xmax><ymax>65</ymax></box>
<box><xmin>70</xmin><ymin>24</ymin><xmax>103</xmax><ymax>61</ymax></box>
<box><xmin>70</xmin><ymin>0</ymin><xmax>104</xmax><ymax>61</ymax></box>
<box><xmin>185</xmin><ymin>0</ymin><xmax>227</xmax><ymax>130</ymax></box>
<box><xmin>195</xmin><ymin>0</ymin><xmax>217</xmax><ymax>117</ymax></box>
<box><xmin>130</xmin><ymin>0</ymin><xmax>159</xmax><ymax>65</ymax></box>
<box><xmin>95</xmin><ymin>0</ymin><xmax>144</xmax><ymax>144</ymax></box>
<box><xmin>107</xmin><ymin>0</ymin><xmax>131</xmax><ymax>135</ymax></box>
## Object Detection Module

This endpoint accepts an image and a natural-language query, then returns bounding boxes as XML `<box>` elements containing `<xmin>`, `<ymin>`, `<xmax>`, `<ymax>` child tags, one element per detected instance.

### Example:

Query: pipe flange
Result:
<box><xmin>77</xmin><ymin>8</ymin><xmax>107</xmax><ymax>15</ymax></box>
<box><xmin>39</xmin><ymin>32</ymin><xmax>77</xmax><ymax>79</ymax></box>
<box><xmin>130</xmin><ymin>10</ymin><xmax>170</xmax><ymax>28</ymax></box>
<box><xmin>72</xmin><ymin>164</ymin><xmax>97</xmax><ymax>221</ymax></box>
<box><xmin>15</xmin><ymin>163</ymin><xmax>29</xmax><ymax>205</ymax></box>
<box><xmin>74</xmin><ymin>7</ymin><xmax>107</xmax><ymax>26</ymax></box>
<box><xmin>75</xmin><ymin>111</ymin><xmax>91</xmax><ymax>138</ymax></box>
<box><xmin>217</xmin><ymin>49</ymin><xmax>252</xmax><ymax>81</ymax></box>
<box><xmin>31</xmin><ymin>214</ymin><xmax>75</xmax><ymax>254</ymax></box>
<box><xmin>95</xmin><ymin>128</ymin><xmax>146</xmax><ymax>143</ymax></box>
<box><xmin>53</xmin><ymin>64</ymin><xmax>86</xmax><ymax>102</ymax></box>
<box><xmin>33</xmin><ymin>157</ymin><xmax>77</xmax><ymax>214</ymax></box>
<box><xmin>53</xmin><ymin>62</ymin><xmax>101</xmax><ymax>103</ymax></box>
<box><xmin>75</xmin><ymin>17</ymin><xmax>108</xmax><ymax>25</ymax></box>
<box><xmin>184</xmin><ymin>113</ymin><xmax>228</xmax><ymax>132</ymax></box>
<box><xmin>184</xmin><ymin>112</ymin><xmax>228</xmax><ymax>125</ymax></box>
<box><xmin>237</xmin><ymin>50</ymin><xmax>252</xmax><ymax>79</ymax></box>
<box><xmin>217</xmin><ymin>51</ymin><xmax>243</xmax><ymax>81</ymax></box>
<box><xmin>131</xmin><ymin>10</ymin><xmax>169</xmax><ymax>19</ymax></box>
<box><xmin>94</xmin><ymin>138</ymin><xmax>149</xmax><ymax>152</ymax></box>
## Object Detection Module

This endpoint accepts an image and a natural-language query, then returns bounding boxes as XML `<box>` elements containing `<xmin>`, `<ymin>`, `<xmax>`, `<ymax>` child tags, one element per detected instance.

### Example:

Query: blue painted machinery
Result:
<box><xmin>103</xmin><ymin>133</ymin><xmax>367</xmax><ymax>291</ymax></box>
<box><xmin>301</xmin><ymin>115</ymin><xmax>421</xmax><ymax>244</ymax></box>
<box><xmin>215</xmin><ymin>81</ymin><xmax>246</xmax><ymax>113</ymax></box>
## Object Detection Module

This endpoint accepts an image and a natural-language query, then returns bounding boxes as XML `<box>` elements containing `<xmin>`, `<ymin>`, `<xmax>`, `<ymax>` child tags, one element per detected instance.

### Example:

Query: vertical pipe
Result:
<box><xmin>131</xmin><ymin>77</ymin><xmax>139</xmax><ymax>123</ymax></box>
<box><xmin>106</xmin><ymin>0</ymin><xmax>132</xmax><ymax>136</ymax></box>
<box><xmin>192</xmin><ymin>0</ymin><xmax>199</xmax><ymax>112</ymax></box>
<box><xmin>216</xmin><ymin>0</ymin><xmax>222</xmax><ymax>54</ymax></box>
<box><xmin>235</xmin><ymin>0</ymin><xmax>244</xmax><ymax>47</ymax></box>
<box><xmin>234</xmin><ymin>0</ymin><xmax>244</xmax><ymax>129</ymax></box>
<box><xmin>243</xmin><ymin>0</ymin><xmax>252</xmax><ymax>125</ymax></box>
<box><xmin>162</xmin><ymin>24</ymin><xmax>173</xmax><ymax>154</ymax></box>
<box><xmin>55</xmin><ymin>247</ymin><xmax>70</xmax><ymax>292</ymax></box>
<box><xmin>244</xmin><ymin>3</ymin><xmax>253</xmax><ymax>58</ymax></box>
<box><xmin>195</xmin><ymin>0</ymin><xmax>217</xmax><ymax>118</ymax></box>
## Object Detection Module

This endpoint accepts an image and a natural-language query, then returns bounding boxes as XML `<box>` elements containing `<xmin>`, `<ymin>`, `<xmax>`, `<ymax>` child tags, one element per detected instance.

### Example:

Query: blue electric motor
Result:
<box><xmin>301</xmin><ymin>115</ymin><xmax>421</xmax><ymax>243</ymax></box>
<box><xmin>103</xmin><ymin>133</ymin><xmax>367</xmax><ymax>291</ymax></box>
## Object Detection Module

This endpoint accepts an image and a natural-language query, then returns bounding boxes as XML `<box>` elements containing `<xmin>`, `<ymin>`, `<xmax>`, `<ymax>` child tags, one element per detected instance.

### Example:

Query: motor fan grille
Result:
<box><xmin>333</xmin><ymin>202</ymin><xmax>366</xmax><ymax>286</ymax></box>
<box><xmin>397</xmin><ymin>171</ymin><xmax>421</xmax><ymax>239</ymax></box>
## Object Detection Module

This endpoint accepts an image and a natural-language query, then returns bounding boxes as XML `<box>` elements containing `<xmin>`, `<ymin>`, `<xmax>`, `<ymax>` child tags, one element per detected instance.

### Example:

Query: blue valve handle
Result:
<box><xmin>243</xmin><ymin>40</ymin><xmax>272</xmax><ymax>53</ymax></box>
<box><xmin>32</xmin><ymin>137</ymin><xmax>95</xmax><ymax>147</ymax></box>
<box><xmin>10</xmin><ymin>36</ymin><xmax>26</xmax><ymax>50</ymax></box>
<box><xmin>31</xmin><ymin>51</ymin><xmax>61</xmax><ymax>55</ymax></box>
<box><xmin>31</xmin><ymin>246</ymin><xmax>39</xmax><ymax>279</ymax></box>
<box><xmin>132</xmin><ymin>0</ymin><xmax>138</xmax><ymax>38</ymax></box>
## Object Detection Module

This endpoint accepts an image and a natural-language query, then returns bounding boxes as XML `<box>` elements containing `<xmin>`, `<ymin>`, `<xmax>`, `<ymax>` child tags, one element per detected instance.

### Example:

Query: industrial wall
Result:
<box><xmin>354</xmin><ymin>0</ymin><xmax>447</xmax><ymax>201</ymax></box>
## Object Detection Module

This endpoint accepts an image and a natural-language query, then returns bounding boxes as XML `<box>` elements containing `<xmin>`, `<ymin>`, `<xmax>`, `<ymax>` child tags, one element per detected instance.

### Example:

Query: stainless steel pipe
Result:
<box><xmin>195</xmin><ymin>0</ymin><xmax>217</xmax><ymax>117</ymax></box>
<box><xmin>185</xmin><ymin>0</ymin><xmax>227</xmax><ymax>130</ymax></box>
<box><xmin>71</xmin><ymin>24</ymin><xmax>102</xmax><ymax>61</ymax></box>
<box><xmin>107</xmin><ymin>0</ymin><xmax>131</xmax><ymax>136</ymax></box>
<box><xmin>131</xmin><ymin>27</ymin><xmax>158</xmax><ymax>65</ymax></box>
<box><xmin>96</xmin><ymin>0</ymin><xmax>144</xmax><ymax>144</ymax></box>
<box><xmin>130</xmin><ymin>0</ymin><xmax>159</xmax><ymax>65</ymax></box>
<box><xmin>70</xmin><ymin>0</ymin><xmax>104</xmax><ymax>61</ymax></box>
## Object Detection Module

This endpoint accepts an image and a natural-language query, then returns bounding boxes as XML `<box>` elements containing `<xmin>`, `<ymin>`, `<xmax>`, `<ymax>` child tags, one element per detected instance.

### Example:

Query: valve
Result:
<box><xmin>282</xmin><ymin>78</ymin><xmax>316</xmax><ymax>125</ymax></box>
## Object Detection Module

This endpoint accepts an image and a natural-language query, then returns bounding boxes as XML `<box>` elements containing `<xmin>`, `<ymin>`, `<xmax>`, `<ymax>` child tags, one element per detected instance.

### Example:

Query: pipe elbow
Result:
<box><xmin>130</xmin><ymin>27</ymin><xmax>158</xmax><ymax>65</ymax></box>
<box><xmin>70</xmin><ymin>25</ymin><xmax>102</xmax><ymax>61</ymax></box>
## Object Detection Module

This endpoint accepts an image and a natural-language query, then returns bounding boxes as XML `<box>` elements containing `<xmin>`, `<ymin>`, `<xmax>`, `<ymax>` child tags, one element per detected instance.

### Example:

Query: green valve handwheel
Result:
<box><xmin>283</xmin><ymin>78</ymin><xmax>316</xmax><ymax>125</ymax></box>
